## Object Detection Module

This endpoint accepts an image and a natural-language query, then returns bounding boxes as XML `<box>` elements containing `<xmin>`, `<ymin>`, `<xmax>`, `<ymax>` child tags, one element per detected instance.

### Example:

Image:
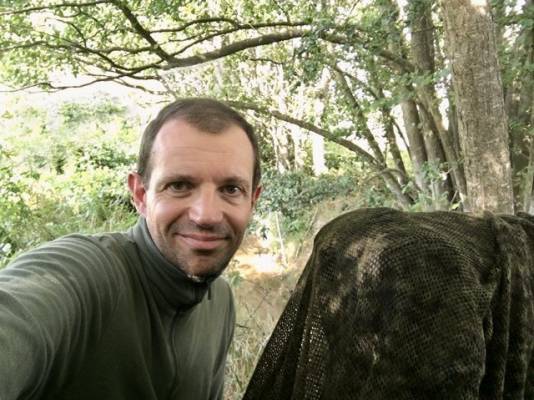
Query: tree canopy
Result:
<box><xmin>1</xmin><ymin>0</ymin><xmax>533</xmax><ymax>212</ymax></box>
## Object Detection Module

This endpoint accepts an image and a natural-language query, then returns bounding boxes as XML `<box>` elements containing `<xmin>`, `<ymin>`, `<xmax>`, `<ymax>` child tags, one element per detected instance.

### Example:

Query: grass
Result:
<box><xmin>222</xmin><ymin>231</ymin><xmax>311</xmax><ymax>399</ymax></box>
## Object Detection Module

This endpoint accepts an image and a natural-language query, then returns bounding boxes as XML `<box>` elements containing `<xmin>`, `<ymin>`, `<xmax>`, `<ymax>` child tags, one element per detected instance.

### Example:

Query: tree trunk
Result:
<box><xmin>270</xmin><ymin>123</ymin><xmax>292</xmax><ymax>173</ymax></box>
<box><xmin>441</xmin><ymin>0</ymin><xmax>514</xmax><ymax>213</ymax></box>
<box><xmin>334</xmin><ymin>69</ymin><xmax>385</xmax><ymax>163</ymax></box>
<box><xmin>311</xmin><ymin>134</ymin><xmax>327</xmax><ymax>176</ymax></box>
<box><xmin>522</xmin><ymin>130</ymin><xmax>534</xmax><ymax>212</ymax></box>
<box><xmin>407</xmin><ymin>0</ymin><xmax>450</xmax><ymax>209</ymax></box>
<box><xmin>373</xmin><ymin>84</ymin><xmax>409</xmax><ymax>187</ymax></box>
<box><xmin>501</xmin><ymin>0</ymin><xmax>534</xmax><ymax>208</ymax></box>
<box><xmin>408</xmin><ymin>0</ymin><xmax>467</xmax><ymax>205</ymax></box>
<box><xmin>291</xmin><ymin>131</ymin><xmax>306</xmax><ymax>171</ymax></box>
<box><xmin>519</xmin><ymin>24</ymin><xmax>534</xmax><ymax>210</ymax></box>
<box><xmin>401</xmin><ymin>98</ymin><xmax>429</xmax><ymax>194</ymax></box>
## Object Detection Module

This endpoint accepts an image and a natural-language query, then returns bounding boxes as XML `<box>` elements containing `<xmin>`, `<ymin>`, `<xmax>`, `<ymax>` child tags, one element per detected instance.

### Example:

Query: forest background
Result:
<box><xmin>0</xmin><ymin>0</ymin><xmax>533</xmax><ymax>398</ymax></box>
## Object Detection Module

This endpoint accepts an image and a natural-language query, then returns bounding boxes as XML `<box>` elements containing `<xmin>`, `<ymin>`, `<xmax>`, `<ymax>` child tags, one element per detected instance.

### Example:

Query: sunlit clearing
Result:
<box><xmin>235</xmin><ymin>253</ymin><xmax>284</xmax><ymax>276</ymax></box>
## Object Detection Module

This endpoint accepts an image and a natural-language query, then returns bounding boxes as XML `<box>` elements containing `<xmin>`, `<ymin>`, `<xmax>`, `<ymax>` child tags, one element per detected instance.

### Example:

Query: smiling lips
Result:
<box><xmin>177</xmin><ymin>233</ymin><xmax>228</xmax><ymax>251</ymax></box>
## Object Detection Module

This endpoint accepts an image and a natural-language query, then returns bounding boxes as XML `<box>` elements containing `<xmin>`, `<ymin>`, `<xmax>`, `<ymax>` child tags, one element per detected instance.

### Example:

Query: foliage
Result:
<box><xmin>1</xmin><ymin>1</ymin><xmax>532</xmax><ymax>210</ymax></box>
<box><xmin>0</xmin><ymin>95</ymin><xmax>139</xmax><ymax>266</ymax></box>
<box><xmin>255</xmin><ymin>168</ymin><xmax>391</xmax><ymax>236</ymax></box>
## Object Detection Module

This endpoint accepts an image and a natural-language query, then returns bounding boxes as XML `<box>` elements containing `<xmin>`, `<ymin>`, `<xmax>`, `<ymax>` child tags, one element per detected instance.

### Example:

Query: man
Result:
<box><xmin>0</xmin><ymin>98</ymin><xmax>261</xmax><ymax>399</ymax></box>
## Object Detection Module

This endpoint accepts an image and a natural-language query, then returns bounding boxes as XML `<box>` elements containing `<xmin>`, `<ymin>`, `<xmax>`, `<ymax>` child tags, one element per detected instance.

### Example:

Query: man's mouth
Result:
<box><xmin>176</xmin><ymin>233</ymin><xmax>228</xmax><ymax>251</ymax></box>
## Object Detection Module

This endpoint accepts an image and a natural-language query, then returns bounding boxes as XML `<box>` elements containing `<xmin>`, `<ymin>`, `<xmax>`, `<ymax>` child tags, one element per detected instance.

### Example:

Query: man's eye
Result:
<box><xmin>222</xmin><ymin>185</ymin><xmax>242</xmax><ymax>196</ymax></box>
<box><xmin>168</xmin><ymin>182</ymin><xmax>191</xmax><ymax>192</ymax></box>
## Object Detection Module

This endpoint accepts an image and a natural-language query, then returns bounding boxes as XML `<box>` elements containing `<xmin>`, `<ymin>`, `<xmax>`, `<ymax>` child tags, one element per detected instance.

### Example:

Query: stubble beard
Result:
<box><xmin>169</xmin><ymin>244</ymin><xmax>236</xmax><ymax>280</ymax></box>
<box><xmin>157</xmin><ymin>222</ymin><xmax>242</xmax><ymax>280</ymax></box>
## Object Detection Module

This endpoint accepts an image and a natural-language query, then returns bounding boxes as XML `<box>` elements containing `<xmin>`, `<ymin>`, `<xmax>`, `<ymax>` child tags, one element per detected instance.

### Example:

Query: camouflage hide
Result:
<box><xmin>243</xmin><ymin>208</ymin><xmax>534</xmax><ymax>399</ymax></box>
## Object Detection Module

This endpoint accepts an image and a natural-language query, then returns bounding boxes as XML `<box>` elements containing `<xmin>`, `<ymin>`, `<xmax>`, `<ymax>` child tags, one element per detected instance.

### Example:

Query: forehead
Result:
<box><xmin>150</xmin><ymin>119</ymin><xmax>254</xmax><ymax>181</ymax></box>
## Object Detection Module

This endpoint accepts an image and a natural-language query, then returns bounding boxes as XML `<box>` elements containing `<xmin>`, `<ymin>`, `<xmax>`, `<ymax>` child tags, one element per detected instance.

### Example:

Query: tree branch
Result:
<box><xmin>164</xmin><ymin>30</ymin><xmax>307</xmax><ymax>68</ymax></box>
<box><xmin>167</xmin><ymin>22</ymin><xmax>310</xmax><ymax>56</ymax></box>
<box><xmin>7</xmin><ymin>32</ymin><xmax>164</xmax><ymax>75</ymax></box>
<box><xmin>114</xmin><ymin>78</ymin><xmax>165</xmax><ymax>94</ymax></box>
<box><xmin>0</xmin><ymin>1</ymin><xmax>110</xmax><ymax>15</ymax></box>
<box><xmin>109</xmin><ymin>0</ymin><xmax>172</xmax><ymax>62</ymax></box>
<box><xmin>227</xmin><ymin>100</ymin><xmax>381</xmax><ymax>167</ymax></box>
<box><xmin>331</xmin><ymin>66</ymin><xmax>385</xmax><ymax>162</ymax></box>
<box><xmin>320</xmin><ymin>31</ymin><xmax>415</xmax><ymax>73</ymax></box>
<box><xmin>151</xmin><ymin>17</ymin><xmax>241</xmax><ymax>33</ymax></box>
<box><xmin>151</xmin><ymin>19</ymin><xmax>308</xmax><ymax>34</ymax></box>
<box><xmin>228</xmin><ymin>100</ymin><xmax>415</xmax><ymax>206</ymax></box>
<box><xmin>330</xmin><ymin>63</ymin><xmax>380</xmax><ymax>100</ymax></box>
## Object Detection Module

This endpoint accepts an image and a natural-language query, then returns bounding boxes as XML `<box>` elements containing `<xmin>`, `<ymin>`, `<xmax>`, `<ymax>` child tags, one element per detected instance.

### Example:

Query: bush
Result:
<box><xmin>256</xmin><ymin>169</ymin><xmax>358</xmax><ymax>236</ymax></box>
<box><xmin>0</xmin><ymin>151</ymin><xmax>138</xmax><ymax>267</ymax></box>
<box><xmin>0</xmin><ymin>96</ymin><xmax>139</xmax><ymax>267</ymax></box>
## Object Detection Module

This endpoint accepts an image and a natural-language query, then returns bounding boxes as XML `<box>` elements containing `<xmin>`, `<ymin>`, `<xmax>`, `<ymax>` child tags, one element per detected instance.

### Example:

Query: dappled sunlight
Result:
<box><xmin>235</xmin><ymin>252</ymin><xmax>284</xmax><ymax>276</ymax></box>
<box><xmin>470</xmin><ymin>0</ymin><xmax>489</xmax><ymax>14</ymax></box>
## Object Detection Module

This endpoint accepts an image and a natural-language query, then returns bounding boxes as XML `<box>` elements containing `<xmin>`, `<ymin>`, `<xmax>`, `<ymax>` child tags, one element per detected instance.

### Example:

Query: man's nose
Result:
<box><xmin>188</xmin><ymin>188</ymin><xmax>224</xmax><ymax>227</ymax></box>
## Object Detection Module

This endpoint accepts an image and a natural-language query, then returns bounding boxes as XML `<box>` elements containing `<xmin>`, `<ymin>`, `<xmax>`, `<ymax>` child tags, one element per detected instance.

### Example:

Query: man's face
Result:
<box><xmin>128</xmin><ymin>119</ymin><xmax>261</xmax><ymax>278</ymax></box>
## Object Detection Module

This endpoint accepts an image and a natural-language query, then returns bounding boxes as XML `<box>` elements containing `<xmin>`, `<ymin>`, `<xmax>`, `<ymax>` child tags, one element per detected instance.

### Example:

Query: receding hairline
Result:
<box><xmin>137</xmin><ymin>97</ymin><xmax>261</xmax><ymax>190</ymax></box>
<box><xmin>143</xmin><ymin>116</ymin><xmax>256</xmax><ymax>184</ymax></box>
<box><xmin>150</xmin><ymin>117</ymin><xmax>254</xmax><ymax>154</ymax></box>
<box><xmin>158</xmin><ymin>114</ymin><xmax>236</xmax><ymax>134</ymax></box>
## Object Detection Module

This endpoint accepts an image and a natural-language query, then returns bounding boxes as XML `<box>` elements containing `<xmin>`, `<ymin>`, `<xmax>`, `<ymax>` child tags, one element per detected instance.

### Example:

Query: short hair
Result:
<box><xmin>137</xmin><ymin>98</ymin><xmax>261</xmax><ymax>189</ymax></box>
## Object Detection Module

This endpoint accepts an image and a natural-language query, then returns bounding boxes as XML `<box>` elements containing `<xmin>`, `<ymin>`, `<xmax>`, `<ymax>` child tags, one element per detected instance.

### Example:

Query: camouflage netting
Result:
<box><xmin>243</xmin><ymin>208</ymin><xmax>534</xmax><ymax>400</ymax></box>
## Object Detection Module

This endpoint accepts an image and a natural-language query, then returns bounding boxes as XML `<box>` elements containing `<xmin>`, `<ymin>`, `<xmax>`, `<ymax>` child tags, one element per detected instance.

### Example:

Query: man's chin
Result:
<box><xmin>177</xmin><ymin>258</ymin><xmax>229</xmax><ymax>281</ymax></box>
<box><xmin>181</xmin><ymin>267</ymin><xmax>225</xmax><ymax>282</ymax></box>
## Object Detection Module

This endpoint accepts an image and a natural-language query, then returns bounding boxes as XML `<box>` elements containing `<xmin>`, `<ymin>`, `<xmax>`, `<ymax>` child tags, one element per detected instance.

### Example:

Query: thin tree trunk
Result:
<box><xmin>408</xmin><ymin>0</ymin><xmax>467</xmax><ymax>204</ymax></box>
<box><xmin>407</xmin><ymin>0</ymin><xmax>450</xmax><ymax>209</ymax></box>
<box><xmin>401</xmin><ymin>98</ymin><xmax>429</xmax><ymax>194</ymax></box>
<box><xmin>414</xmin><ymin>100</ymin><xmax>449</xmax><ymax>209</ymax></box>
<box><xmin>522</xmin><ymin>132</ymin><xmax>534</xmax><ymax>212</ymax></box>
<box><xmin>502</xmin><ymin>0</ymin><xmax>533</xmax><ymax>207</ymax></box>
<box><xmin>311</xmin><ymin>134</ymin><xmax>327</xmax><ymax>176</ymax></box>
<box><xmin>270</xmin><ymin>124</ymin><xmax>291</xmax><ymax>173</ymax></box>
<box><xmin>374</xmin><ymin>85</ymin><xmax>409</xmax><ymax>186</ymax></box>
<box><xmin>334</xmin><ymin>69</ymin><xmax>385</xmax><ymax>163</ymax></box>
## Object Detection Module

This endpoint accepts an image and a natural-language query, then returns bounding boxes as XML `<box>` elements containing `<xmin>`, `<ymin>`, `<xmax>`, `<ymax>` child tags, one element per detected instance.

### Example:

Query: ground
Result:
<box><xmin>223</xmin><ymin>233</ymin><xmax>309</xmax><ymax>399</ymax></box>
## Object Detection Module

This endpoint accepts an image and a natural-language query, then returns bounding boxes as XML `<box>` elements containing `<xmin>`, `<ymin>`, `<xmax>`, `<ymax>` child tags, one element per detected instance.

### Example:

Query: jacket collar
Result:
<box><xmin>128</xmin><ymin>218</ymin><xmax>211</xmax><ymax>311</ymax></box>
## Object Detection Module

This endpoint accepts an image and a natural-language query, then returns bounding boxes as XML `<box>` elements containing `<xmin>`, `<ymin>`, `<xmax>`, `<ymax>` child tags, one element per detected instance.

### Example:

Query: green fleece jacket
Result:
<box><xmin>0</xmin><ymin>218</ymin><xmax>235</xmax><ymax>400</ymax></box>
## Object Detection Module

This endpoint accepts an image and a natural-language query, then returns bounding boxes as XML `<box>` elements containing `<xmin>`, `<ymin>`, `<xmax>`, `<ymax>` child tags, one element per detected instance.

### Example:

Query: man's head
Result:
<box><xmin>137</xmin><ymin>98</ymin><xmax>261</xmax><ymax>190</ymax></box>
<box><xmin>128</xmin><ymin>98</ymin><xmax>262</xmax><ymax>279</ymax></box>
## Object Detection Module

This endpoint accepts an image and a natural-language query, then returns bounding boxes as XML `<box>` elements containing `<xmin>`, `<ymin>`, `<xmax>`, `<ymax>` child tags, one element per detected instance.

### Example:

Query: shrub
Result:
<box><xmin>256</xmin><ymin>169</ymin><xmax>358</xmax><ymax>236</ymax></box>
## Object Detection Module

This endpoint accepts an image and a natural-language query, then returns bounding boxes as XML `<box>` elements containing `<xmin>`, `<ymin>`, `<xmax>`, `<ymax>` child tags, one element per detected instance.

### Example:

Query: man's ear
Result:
<box><xmin>128</xmin><ymin>172</ymin><xmax>148</xmax><ymax>217</ymax></box>
<box><xmin>251</xmin><ymin>185</ymin><xmax>262</xmax><ymax>208</ymax></box>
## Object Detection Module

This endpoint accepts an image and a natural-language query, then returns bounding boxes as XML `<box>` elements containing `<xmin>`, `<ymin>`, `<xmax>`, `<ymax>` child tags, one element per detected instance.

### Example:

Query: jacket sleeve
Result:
<box><xmin>0</xmin><ymin>235</ymin><xmax>124</xmax><ymax>399</ymax></box>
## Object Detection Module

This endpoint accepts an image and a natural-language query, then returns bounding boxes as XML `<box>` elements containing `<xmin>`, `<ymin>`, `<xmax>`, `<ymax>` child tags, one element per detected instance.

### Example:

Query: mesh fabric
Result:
<box><xmin>243</xmin><ymin>208</ymin><xmax>534</xmax><ymax>400</ymax></box>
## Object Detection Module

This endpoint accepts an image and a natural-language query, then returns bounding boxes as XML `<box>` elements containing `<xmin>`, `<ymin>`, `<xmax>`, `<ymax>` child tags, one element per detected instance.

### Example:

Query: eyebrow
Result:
<box><xmin>152</xmin><ymin>174</ymin><xmax>194</xmax><ymax>190</ymax></box>
<box><xmin>156</xmin><ymin>174</ymin><xmax>251</xmax><ymax>190</ymax></box>
<box><xmin>159</xmin><ymin>174</ymin><xmax>195</xmax><ymax>183</ymax></box>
